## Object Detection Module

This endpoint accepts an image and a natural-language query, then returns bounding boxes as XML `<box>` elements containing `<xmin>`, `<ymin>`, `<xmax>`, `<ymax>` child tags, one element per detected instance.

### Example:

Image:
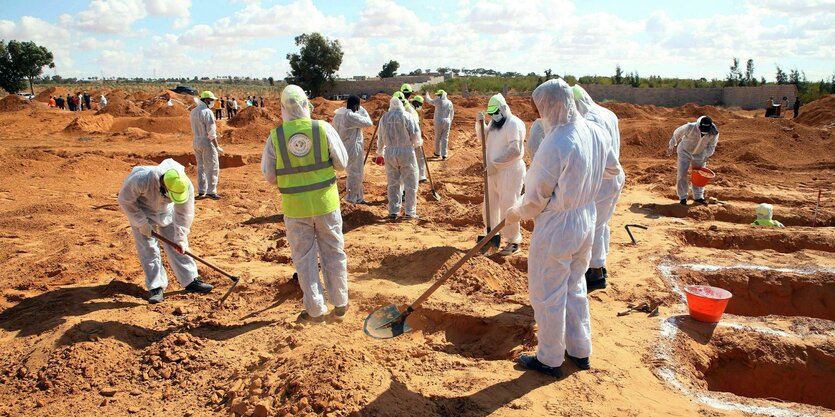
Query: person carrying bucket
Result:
<box><xmin>751</xmin><ymin>203</ymin><xmax>785</xmax><ymax>227</ymax></box>
<box><xmin>666</xmin><ymin>116</ymin><xmax>718</xmax><ymax>206</ymax></box>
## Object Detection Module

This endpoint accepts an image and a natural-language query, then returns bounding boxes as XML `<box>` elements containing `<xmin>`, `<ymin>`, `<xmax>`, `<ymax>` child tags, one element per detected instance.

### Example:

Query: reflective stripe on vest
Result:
<box><xmin>271</xmin><ymin>120</ymin><xmax>335</xmax><ymax>195</ymax></box>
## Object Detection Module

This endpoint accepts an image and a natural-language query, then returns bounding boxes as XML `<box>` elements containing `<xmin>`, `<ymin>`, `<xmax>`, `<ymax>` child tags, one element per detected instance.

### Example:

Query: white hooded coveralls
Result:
<box><xmin>668</xmin><ymin>116</ymin><xmax>718</xmax><ymax>200</ymax></box>
<box><xmin>378</xmin><ymin>98</ymin><xmax>421</xmax><ymax>217</ymax></box>
<box><xmin>426</xmin><ymin>91</ymin><xmax>454</xmax><ymax>157</ymax></box>
<box><xmin>574</xmin><ymin>86</ymin><xmax>626</xmax><ymax>269</ymax></box>
<box><xmin>333</xmin><ymin>106</ymin><xmax>373</xmax><ymax>203</ymax></box>
<box><xmin>515</xmin><ymin>79</ymin><xmax>622</xmax><ymax>367</ymax></box>
<box><xmin>118</xmin><ymin>159</ymin><xmax>198</xmax><ymax>291</ymax></box>
<box><xmin>260</xmin><ymin>86</ymin><xmax>350</xmax><ymax>318</ymax></box>
<box><xmin>403</xmin><ymin>101</ymin><xmax>427</xmax><ymax>181</ymax></box>
<box><xmin>190</xmin><ymin>101</ymin><xmax>220</xmax><ymax>195</ymax></box>
<box><xmin>526</xmin><ymin>118</ymin><xmax>545</xmax><ymax>160</ymax></box>
<box><xmin>479</xmin><ymin>94</ymin><xmax>526</xmax><ymax>245</ymax></box>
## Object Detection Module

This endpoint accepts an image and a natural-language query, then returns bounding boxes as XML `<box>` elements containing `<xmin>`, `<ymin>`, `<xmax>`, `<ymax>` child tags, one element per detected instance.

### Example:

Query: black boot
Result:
<box><xmin>566</xmin><ymin>352</ymin><xmax>591</xmax><ymax>370</ymax></box>
<box><xmin>586</xmin><ymin>268</ymin><xmax>607</xmax><ymax>292</ymax></box>
<box><xmin>185</xmin><ymin>278</ymin><xmax>213</xmax><ymax>293</ymax></box>
<box><xmin>518</xmin><ymin>355</ymin><xmax>563</xmax><ymax>378</ymax></box>
<box><xmin>148</xmin><ymin>288</ymin><xmax>164</xmax><ymax>304</ymax></box>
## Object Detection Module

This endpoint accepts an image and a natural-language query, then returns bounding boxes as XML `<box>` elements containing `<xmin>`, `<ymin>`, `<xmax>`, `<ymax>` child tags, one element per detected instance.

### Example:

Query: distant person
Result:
<box><xmin>118</xmin><ymin>158</ymin><xmax>214</xmax><ymax>304</ymax></box>
<box><xmin>190</xmin><ymin>91</ymin><xmax>223</xmax><ymax>200</ymax></box>
<box><xmin>48</xmin><ymin>96</ymin><xmax>56</xmax><ymax>108</ymax></box>
<box><xmin>260</xmin><ymin>85</ymin><xmax>349</xmax><ymax>324</ymax></box>
<box><xmin>765</xmin><ymin>97</ymin><xmax>775</xmax><ymax>117</ymax></box>
<box><xmin>84</xmin><ymin>92</ymin><xmax>91</xmax><ymax>111</ymax></box>
<box><xmin>260</xmin><ymin>96</ymin><xmax>264</xmax><ymax>108</ymax></box>
<box><xmin>213</xmin><ymin>97</ymin><xmax>222</xmax><ymax>119</ymax></box>
<box><xmin>751</xmin><ymin>203</ymin><xmax>785</xmax><ymax>227</ymax></box>
<box><xmin>425</xmin><ymin>89</ymin><xmax>454</xmax><ymax>160</ymax></box>
<box><xmin>77</xmin><ymin>92</ymin><xmax>84</xmax><ymax>111</ymax></box>
<box><xmin>66</xmin><ymin>94</ymin><xmax>73</xmax><ymax>111</ymax></box>
<box><xmin>219</xmin><ymin>97</ymin><xmax>226</xmax><ymax>117</ymax></box>
<box><xmin>245</xmin><ymin>98</ymin><xmax>252</xmax><ymax>107</ymax></box>
<box><xmin>55</xmin><ymin>95</ymin><xmax>64</xmax><ymax>110</ymax></box>
<box><xmin>230</xmin><ymin>98</ymin><xmax>238</xmax><ymax>118</ymax></box>
<box><xmin>99</xmin><ymin>95</ymin><xmax>107</xmax><ymax>110</ymax></box>
<box><xmin>667</xmin><ymin>116</ymin><xmax>718</xmax><ymax>205</ymax></box>
<box><xmin>333</xmin><ymin>95</ymin><xmax>373</xmax><ymax>204</ymax></box>
<box><xmin>72</xmin><ymin>94</ymin><xmax>80</xmax><ymax>111</ymax></box>
<box><xmin>780</xmin><ymin>96</ymin><xmax>789</xmax><ymax>117</ymax></box>
<box><xmin>793</xmin><ymin>97</ymin><xmax>801</xmax><ymax>118</ymax></box>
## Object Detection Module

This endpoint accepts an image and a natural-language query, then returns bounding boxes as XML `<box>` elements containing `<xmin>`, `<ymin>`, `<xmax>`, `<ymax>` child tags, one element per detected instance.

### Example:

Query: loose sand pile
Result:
<box><xmin>228</xmin><ymin>106</ymin><xmax>279</xmax><ymax>128</ymax></box>
<box><xmin>63</xmin><ymin>114</ymin><xmax>114</xmax><ymax>133</ymax></box>
<box><xmin>96</xmin><ymin>96</ymin><xmax>149</xmax><ymax>117</ymax></box>
<box><xmin>795</xmin><ymin>94</ymin><xmax>835</xmax><ymax>127</ymax></box>
<box><xmin>0</xmin><ymin>95</ymin><xmax>34</xmax><ymax>112</ymax></box>
<box><xmin>34</xmin><ymin>87</ymin><xmax>70</xmax><ymax>103</ymax></box>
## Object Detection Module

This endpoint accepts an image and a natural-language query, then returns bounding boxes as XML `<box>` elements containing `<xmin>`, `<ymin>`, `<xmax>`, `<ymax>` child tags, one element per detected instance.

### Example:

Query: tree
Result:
<box><xmin>761</xmin><ymin>76</ymin><xmax>767</xmax><ymax>85</ymax></box>
<box><xmin>0</xmin><ymin>41</ymin><xmax>26</xmax><ymax>94</ymax></box>
<box><xmin>544</xmin><ymin>68</ymin><xmax>552</xmax><ymax>80</ymax></box>
<box><xmin>268</xmin><ymin>76</ymin><xmax>274</xmax><ymax>86</ymax></box>
<box><xmin>775</xmin><ymin>66</ymin><xmax>787</xmax><ymax>84</ymax></box>
<box><xmin>745</xmin><ymin>59</ymin><xmax>754</xmax><ymax>85</ymax></box>
<box><xmin>407</xmin><ymin>68</ymin><xmax>422</xmax><ymax>76</ymax></box>
<box><xmin>7</xmin><ymin>40</ymin><xmax>54</xmax><ymax>94</ymax></box>
<box><xmin>613</xmin><ymin>65</ymin><xmax>624</xmax><ymax>85</ymax></box>
<box><xmin>378</xmin><ymin>60</ymin><xmax>399</xmax><ymax>78</ymax></box>
<box><xmin>286</xmin><ymin>32</ymin><xmax>344</xmax><ymax>97</ymax></box>
<box><xmin>726</xmin><ymin>58</ymin><xmax>742</xmax><ymax>86</ymax></box>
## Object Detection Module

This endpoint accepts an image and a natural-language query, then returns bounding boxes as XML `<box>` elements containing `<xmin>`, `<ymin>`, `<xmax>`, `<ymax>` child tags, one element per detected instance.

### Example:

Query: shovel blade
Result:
<box><xmin>430</xmin><ymin>190</ymin><xmax>441</xmax><ymax>201</ymax></box>
<box><xmin>363</xmin><ymin>304</ymin><xmax>413</xmax><ymax>339</ymax></box>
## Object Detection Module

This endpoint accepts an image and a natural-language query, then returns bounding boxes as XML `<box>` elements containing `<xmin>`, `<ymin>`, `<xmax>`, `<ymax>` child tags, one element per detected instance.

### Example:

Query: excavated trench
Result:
<box><xmin>677</xmin><ymin>268</ymin><xmax>835</xmax><ymax>320</ymax></box>
<box><xmin>686</xmin><ymin>328</ymin><xmax>835</xmax><ymax>411</ymax></box>
<box><xmin>642</xmin><ymin>202</ymin><xmax>834</xmax><ymax>227</ymax></box>
<box><xmin>406</xmin><ymin>308</ymin><xmax>535</xmax><ymax>360</ymax></box>
<box><xmin>146</xmin><ymin>152</ymin><xmax>247</xmax><ymax>169</ymax></box>
<box><xmin>680</xmin><ymin>229</ymin><xmax>835</xmax><ymax>253</ymax></box>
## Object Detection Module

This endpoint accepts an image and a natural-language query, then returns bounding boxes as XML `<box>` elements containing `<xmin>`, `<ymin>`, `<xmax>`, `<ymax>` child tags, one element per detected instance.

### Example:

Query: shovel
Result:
<box><xmin>363</xmin><ymin>220</ymin><xmax>506</xmax><ymax>339</ymax></box>
<box><xmin>151</xmin><ymin>231</ymin><xmax>240</xmax><ymax>305</ymax></box>
<box><xmin>419</xmin><ymin>145</ymin><xmax>441</xmax><ymax>201</ymax></box>
<box><xmin>475</xmin><ymin>113</ymin><xmax>501</xmax><ymax>254</ymax></box>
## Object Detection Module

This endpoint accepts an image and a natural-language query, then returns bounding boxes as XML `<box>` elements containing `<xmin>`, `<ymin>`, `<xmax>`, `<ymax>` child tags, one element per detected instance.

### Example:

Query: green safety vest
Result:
<box><xmin>271</xmin><ymin>119</ymin><xmax>339</xmax><ymax>218</ymax></box>
<box><xmin>752</xmin><ymin>219</ymin><xmax>784</xmax><ymax>227</ymax></box>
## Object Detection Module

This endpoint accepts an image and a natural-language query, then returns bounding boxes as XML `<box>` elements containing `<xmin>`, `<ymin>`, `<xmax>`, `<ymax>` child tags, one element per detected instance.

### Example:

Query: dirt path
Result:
<box><xmin>0</xmin><ymin>95</ymin><xmax>833</xmax><ymax>417</ymax></box>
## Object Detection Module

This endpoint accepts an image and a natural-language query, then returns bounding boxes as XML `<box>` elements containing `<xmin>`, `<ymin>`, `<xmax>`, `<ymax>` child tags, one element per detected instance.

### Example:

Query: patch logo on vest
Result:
<box><xmin>288</xmin><ymin>133</ymin><xmax>312</xmax><ymax>157</ymax></box>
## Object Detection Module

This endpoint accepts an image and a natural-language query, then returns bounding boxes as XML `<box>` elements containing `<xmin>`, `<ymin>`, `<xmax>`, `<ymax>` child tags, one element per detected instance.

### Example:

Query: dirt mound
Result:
<box><xmin>219</xmin><ymin>344</ymin><xmax>388</xmax><ymax>416</ymax></box>
<box><xmin>228</xmin><ymin>106</ymin><xmax>278</xmax><ymax>128</ymax></box>
<box><xmin>96</xmin><ymin>96</ymin><xmax>148</xmax><ymax>117</ymax></box>
<box><xmin>34</xmin><ymin>87</ymin><xmax>70</xmax><ymax>103</ymax></box>
<box><xmin>601</xmin><ymin>102</ymin><xmax>656</xmax><ymax>120</ymax></box>
<box><xmin>147</xmin><ymin>100</ymin><xmax>189</xmax><ymax>117</ymax></box>
<box><xmin>63</xmin><ymin>114</ymin><xmax>114</xmax><ymax>133</ymax></box>
<box><xmin>110</xmin><ymin>117</ymin><xmax>189</xmax><ymax>135</ymax></box>
<box><xmin>0</xmin><ymin>95</ymin><xmax>33</xmax><ymax>112</ymax></box>
<box><xmin>674</xmin><ymin>103</ymin><xmax>726</xmax><ymax>123</ymax></box>
<box><xmin>795</xmin><ymin>95</ymin><xmax>835</xmax><ymax>127</ymax></box>
<box><xmin>221</xmin><ymin>124</ymin><xmax>273</xmax><ymax>144</ymax></box>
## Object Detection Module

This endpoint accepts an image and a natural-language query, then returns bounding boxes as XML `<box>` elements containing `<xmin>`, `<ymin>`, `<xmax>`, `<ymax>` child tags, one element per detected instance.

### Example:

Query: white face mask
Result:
<box><xmin>491</xmin><ymin>113</ymin><xmax>503</xmax><ymax>123</ymax></box>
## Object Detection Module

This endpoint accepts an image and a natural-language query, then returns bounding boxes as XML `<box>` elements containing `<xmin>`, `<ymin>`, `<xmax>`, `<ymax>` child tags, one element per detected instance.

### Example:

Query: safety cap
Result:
<box><xmin>400</xmin><ymin>83</ymin><xmax>413</xmax><ymax>93</ymax></box>
<box><xmin>436</xmin><ymin>89</ymin><xmax>446</xmax><ymax>96</ymax></box>
<box><xmin>411</xmin><ymin>95</ymin><xmax>424</xmax><ymax>104</ymax></box>
<box><xmin>487</xmin><ymin>94</ymin><xmax>505</xmax><ymax>114</ymax></box>
<box><xmin>162</xmin><ymin>169</ymin><xmax>189</xmax><ymax>204</ymax></box>
<box><xmin>392</xmin><ymin>91</ymin><xmax>405</xmax><ymax>100</ymax></box>
<box><xmin>199</xmin><ymin>91</ymin><xmax>217</xmax><ymax>100</ymax></box>
<box><xmin>572</xmin><ymin>85</ymin><xmax>585</xmax><ymax>101</ymax></box>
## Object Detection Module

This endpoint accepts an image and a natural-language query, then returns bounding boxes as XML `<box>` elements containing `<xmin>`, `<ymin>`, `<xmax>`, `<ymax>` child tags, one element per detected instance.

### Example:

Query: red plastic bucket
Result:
<box><xmin>691</xmin><ymin>167</ymin><xmax>716</xmax><ymax>187</ymax></box>
<box><xmin>684</xmin><ymin>285</ymin><xmax>732</xmax><ymax>323</ymax></box>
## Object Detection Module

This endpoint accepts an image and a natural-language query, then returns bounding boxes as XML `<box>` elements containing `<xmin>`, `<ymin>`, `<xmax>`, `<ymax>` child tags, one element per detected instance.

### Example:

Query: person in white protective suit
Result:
<box><xmin>190</xmin><ymin>91</ymin><xmax>224</xmax><ymax>200</ymax></box>
<box><xmin>99</xmin><ymin>95</ymin><xmax>108</xmax><ymax>110</ymax></box>
<box><xmin>376</xmin><ymin>96</ymin><xmax>421</xmax><ymax>220</ymax></box>
<box><xmin>505</xmin><ymin>79</ymin><xmax>623</xmax><ymax>377</ymax></box>
<box><xmin>526</xmin><ymin>118</ymin><xmax>545</xmax><ymax>160</ymax></box>
<box><xmin>667</xmin><ymin>116</ymin><xmax>718</xmax><ymax>205</ymax></box>
<box><xmin>479</xmin><ymin>93</ymin><xmax>526</xmax><ymax>256</ymax></box>
<box><xmin>261</xmin><ymin>85</ymin><xmax>350</xmax><ymax>324</ymax></box>
<box><xmin>118</xmin><ymin>158</ymin><xmax>214</xmax><ymax>304</ymax></box>
<box><xmin>332</xmin><ymin>95</ymin><xmax>373</xmax><ymax>204</ymax></box>
<box><xmin>573</xmin><ymin>85</ymin><xmax>626</xmax><ymax>291</ymax></box>
<box><xmin>425</xmin><ymin>89</ymin><xmax>454</xmax><ymax>159</ymax></box>
<box><xmin>398</xmin><ymin>85</ymin><xmax>427</xmax><ymax>183</ymax></box>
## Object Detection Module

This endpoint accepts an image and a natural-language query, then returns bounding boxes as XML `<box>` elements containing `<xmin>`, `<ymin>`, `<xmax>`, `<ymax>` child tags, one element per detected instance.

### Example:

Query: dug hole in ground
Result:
<box><xmin>0</xmin><ymin>90</ymin><xmax>834</xmax><ymax>416</ymax></box>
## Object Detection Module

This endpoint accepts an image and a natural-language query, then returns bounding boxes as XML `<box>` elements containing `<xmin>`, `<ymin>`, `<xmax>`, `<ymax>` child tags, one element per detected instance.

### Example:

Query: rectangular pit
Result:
<box><xmin>680</xmin><ymin>228</ymin><xmax>835</xmax><ymax>253</ymax></box>
<box><xmin>677</xmin><ymin>268</ymin><xmax>835</xmax><ymax>321</ymax></box>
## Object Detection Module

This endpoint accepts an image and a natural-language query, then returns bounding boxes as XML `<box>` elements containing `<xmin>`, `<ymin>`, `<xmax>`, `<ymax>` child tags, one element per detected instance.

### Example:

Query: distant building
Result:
<box><xmin>321</xmin><ymin>75</ymin><xmax>444</xmax><ymax>99</ymax></box>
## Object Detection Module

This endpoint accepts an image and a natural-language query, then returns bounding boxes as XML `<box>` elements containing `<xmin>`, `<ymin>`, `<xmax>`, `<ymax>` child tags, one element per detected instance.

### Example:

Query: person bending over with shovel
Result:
<box><xmin>118</xmin><ymin>158</ymin><xmax>214</xmax><ymax>304</ymax></box>
<box><xmin>505</xmin><ymin>79</ymin><xmax>622</xmax><ymax>377</ymax></box>
<box><xmin>261</xmin><ymin>85</ymin><xmax>350</xmax><ymax>324</ymax></box>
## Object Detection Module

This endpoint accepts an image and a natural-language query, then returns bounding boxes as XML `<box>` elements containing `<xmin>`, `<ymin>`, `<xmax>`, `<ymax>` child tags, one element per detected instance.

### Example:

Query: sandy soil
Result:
<box><xmin>0</xmin><ymin>90</ymin><xmax>833</xmax><ymax>417</ymax></box>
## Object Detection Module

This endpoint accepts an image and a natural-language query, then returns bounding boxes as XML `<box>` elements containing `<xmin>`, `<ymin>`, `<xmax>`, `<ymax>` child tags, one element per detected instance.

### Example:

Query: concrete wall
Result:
<box><xmin>576</xmin><ymin>84</ymin><xmax>797</xmax><ymax>109</ymax></box>
<box><xmin>322</xmin><ymin>75</ymin><xmax>445</xmax><ymax>98</ymax></box>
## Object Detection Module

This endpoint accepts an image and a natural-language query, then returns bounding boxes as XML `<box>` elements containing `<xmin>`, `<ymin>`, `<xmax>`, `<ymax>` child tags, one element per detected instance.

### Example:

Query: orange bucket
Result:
<box><xmin>691</xmin><ymin>167</ymin><xmax>715</xmax><ymax>187</ymax></box>
<box><xmin>684</xmin><ymin>285</ymin><xmax>732</xmax><ymax>323</ymax></box>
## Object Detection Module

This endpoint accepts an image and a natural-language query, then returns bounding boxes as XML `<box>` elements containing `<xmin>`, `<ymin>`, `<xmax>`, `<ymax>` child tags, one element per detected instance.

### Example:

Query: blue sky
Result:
<box><xmin>1</xmin><ymin>0</ymin><xmax>833</xmax><ymax>81</ymax></box>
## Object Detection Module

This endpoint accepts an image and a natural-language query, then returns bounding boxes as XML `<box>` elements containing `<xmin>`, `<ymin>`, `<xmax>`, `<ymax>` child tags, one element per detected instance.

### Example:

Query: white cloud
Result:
<box><xmin>62</xmin><ymin>0</ymin><xmax>192</xmax><ymax>34</ymax></box>
<box><xmin>352</xmin><ymin>0</ymin><xmax>423</xmax><ymax>38</ymax></box>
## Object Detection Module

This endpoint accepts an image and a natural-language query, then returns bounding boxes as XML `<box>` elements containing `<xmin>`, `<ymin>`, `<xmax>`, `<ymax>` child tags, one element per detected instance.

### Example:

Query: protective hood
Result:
<box><xmin>439</xmin><ymin>90</ymin><xmax>448</xmax><ymax>100</ymax></box>
<box><xmin>533</xmin><ymin>78</ymin><xmax>577</xmax><ymax>132</ymax></box>
<box><xmin>280</xmin><ymin>84</ymin><xmax>311</xmax><ymax>122</ymax></box>
<box><xmin>572</xmin><ymin>85</ymin><xmax>595</xmax><ymax>117</ymax></box>
<box><xmin>694</xmin><ymin>115</ymin><xmax>718</xmax><ymax>135</ymax></box>
<box><xmin>755</xmin><ymin>203</ymin><xmax>773</xmax><ymax>221</ymax></box>
<box><xmin>487</xmin><ymin>93</ymin><xmax>511</xmax><ymax>117</ymax></box>
<box><xmin>389</xmin><ymin>96</ymin><xmax>404</xmax><ymax>112</ymax></box>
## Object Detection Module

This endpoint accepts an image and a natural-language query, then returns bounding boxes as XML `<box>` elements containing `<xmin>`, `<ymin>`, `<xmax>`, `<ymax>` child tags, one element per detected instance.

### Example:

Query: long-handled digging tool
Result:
<box><xmin>363</xmin><ymin>123</ymin><xmax>380</xmax><ymax>166</ymax></box>
<box><xmin>151</xmin><ymin>231</ymin><xmax>240</xmax><ymax>305</ymax></box>
<box><xmin>363</xmin><ymin>219</ymin><xmax>506</xmax><ymax>339</ymax></box>
<box><xmin>419</xmin><ymin>144</ymin><xmax>441</xmax><ymax>201</ymax></box>
<box><xmin>475</xmin><ymin>113</ymin><xmax>501</xmax><ymax>254</ymax></box>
